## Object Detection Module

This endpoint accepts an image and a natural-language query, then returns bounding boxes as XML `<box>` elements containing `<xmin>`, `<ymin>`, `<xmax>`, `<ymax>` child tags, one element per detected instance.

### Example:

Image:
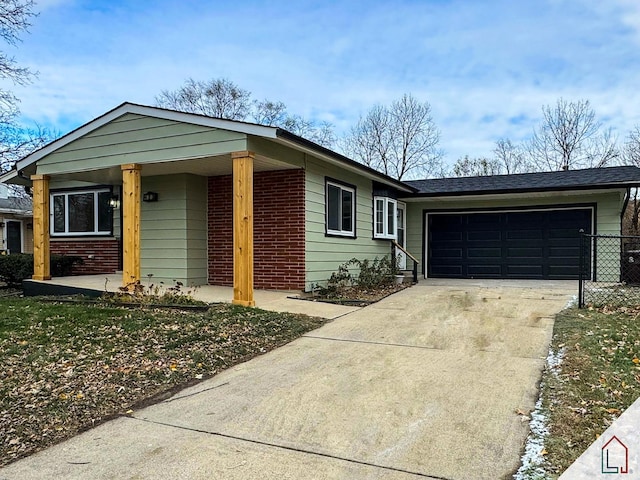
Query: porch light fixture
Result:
<box><xmin>108</xmin><ymin>195</ymin><xmax>120</xmax><ymax>209</ymax></box>
<box><xmin>143</xmin><ymin>191</ymin><xmax>158</xmax><ymax>202</ymax></box>
<box><xmin>0</xmin><ymin>222</ymin><xmax>4</xmax><ymax>227</ymax></box>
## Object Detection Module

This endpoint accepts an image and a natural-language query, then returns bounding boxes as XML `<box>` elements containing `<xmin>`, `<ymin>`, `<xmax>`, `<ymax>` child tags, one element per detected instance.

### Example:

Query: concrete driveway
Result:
<box><xmin>1</xmin><ymin>281</ymin><xmax>575</xmax><ymax>480</ymax></box>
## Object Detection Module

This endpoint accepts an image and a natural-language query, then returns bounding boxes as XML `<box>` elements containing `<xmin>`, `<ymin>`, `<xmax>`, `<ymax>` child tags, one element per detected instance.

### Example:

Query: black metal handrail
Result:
<box><xmin>391</xmin><ymin>240</ymin><xmax>420</xmax><ymax>284</ymax></box>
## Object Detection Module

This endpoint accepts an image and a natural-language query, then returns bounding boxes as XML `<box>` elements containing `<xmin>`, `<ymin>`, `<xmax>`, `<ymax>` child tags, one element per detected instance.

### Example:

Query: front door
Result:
<box><xmin>395</xmin><ymin>202</ymin><xmax>406</xmax><ymax>270</ymax></box>
<box><xmin>6</xmin><ymin>221</ymin><xmax>21</xmax><ymax>254</ymax></box>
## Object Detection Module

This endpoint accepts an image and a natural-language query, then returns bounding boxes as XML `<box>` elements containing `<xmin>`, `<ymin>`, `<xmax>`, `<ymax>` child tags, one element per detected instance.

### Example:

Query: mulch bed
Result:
<box><xmin>294</xmin><ymin>283</ymin><xmax>410</xmax><ymax>306</ymax></box>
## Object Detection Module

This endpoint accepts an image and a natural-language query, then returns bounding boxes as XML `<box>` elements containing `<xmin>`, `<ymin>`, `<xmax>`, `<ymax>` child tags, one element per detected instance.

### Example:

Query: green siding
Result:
<box><xmin>304</xmin><ymin>155</ymin><xmax>391</xmax><ymax>290</ymax></box>
<box><xmin>140</xmin><ymin>174</ymin><xmax>207</xmax><ymax>285</ymax></box>
<box><xmin>405</xmin><ymin>191</ymin><xmax>625</xmax><ymax>280</ymax></box>
<box><xmin>37</xmin><ymin>114</ymin><xmax>248</xmax><ymax>175</ymax></box>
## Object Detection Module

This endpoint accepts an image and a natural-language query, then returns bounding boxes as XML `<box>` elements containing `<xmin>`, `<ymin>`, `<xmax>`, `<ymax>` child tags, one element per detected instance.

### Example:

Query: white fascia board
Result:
<box><xmin>0</xmin><ymin>169</ymin><xmax>18</xmax><ymax>184</ymax></box>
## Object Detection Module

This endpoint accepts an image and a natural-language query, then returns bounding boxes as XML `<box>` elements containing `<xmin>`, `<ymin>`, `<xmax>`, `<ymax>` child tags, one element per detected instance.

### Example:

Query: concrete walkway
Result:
<box><xmin>1</xmin><ymin>281</ymin><xmax>576</xmax><ymax>479</ymax></box>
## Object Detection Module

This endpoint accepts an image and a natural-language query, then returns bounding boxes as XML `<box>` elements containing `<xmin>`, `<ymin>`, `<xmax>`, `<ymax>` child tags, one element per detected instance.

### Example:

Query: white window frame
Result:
<box><xmin>50</xmin><ymin>188</ymin><xmax>112</xmax><ymax>236</ymax></box>
<box><xmin>373</xmin><ymin>196</ymin><xmax>397</xmax><ymax>239</ymax></box>
<box><xmin>326</xmin><ymin>181</ymin><xmax>356</xmax><ymax>237</ymax></box>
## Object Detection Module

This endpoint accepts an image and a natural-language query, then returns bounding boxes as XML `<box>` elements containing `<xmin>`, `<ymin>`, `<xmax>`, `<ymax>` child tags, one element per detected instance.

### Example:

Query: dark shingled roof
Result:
<box><xmin>0</xmin><ymin>196</ymin><xmax>31</xmax><ymax>211</ymax></box>
<box><xmin>405</xmin><ymin>166</ymin><xmax>640</xmax><ymax>196</ymax></box>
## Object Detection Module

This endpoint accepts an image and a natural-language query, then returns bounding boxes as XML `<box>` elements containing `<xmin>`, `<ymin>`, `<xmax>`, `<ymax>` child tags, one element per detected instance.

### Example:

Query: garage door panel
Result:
<box><xmin>468</xmin><ymin>230</ymin><xmax>501</xmax><ymax>241</ymax></box>
<box><xmin>467</xmin><ymin>213</ymin><xmax>501</xmax><ymax>225</ymax></box>
<box><xmin>549</xmin><ymin>246</ymin><xmax>579</xmax><ymax>258</ymax></box>
<box><xmin>507</xmin><ymin>247</ymin><xmax>544</xmax><ymax>258</ymax></box>
<box><xmin>430</xmin><ymin>265</ymin><xmax>463</xmax><ymax>276</ymax></box>
<box><xmin>467</xmin><ymin>248</ymin><xmax>501</xmax><ymax>258</ymax></box>
<box><xmin>548</xmin><ymin>228</ymin><xmax>584</xmax><ymax>239</ymax></box>
<box><xmin>432</xmin><ymin>215</ymin><xmax>463</xmax><ymax>228</ymax></box>
<box><xmin>506</xmin><ymin>265</ymin><xmax>544</xmax><ymax>277</ymax></box>
<box><xmin>427</xmin><ymin>208</ymin><xmax>592</xmax><ymax>280</ymax></box>
<box><xmin>432</xmin><ymin>231</ymin><xmax>463</xmax><ymax>242</ymax></box>
<box><xmin>431</xmin><ymin>248</ymin><xmax>463</xmax><ymax>259</ymax></box>
<box><xmin>506</xmin><ymin>229</ymin><xmax>544</xmax><ymax>240</ymax></box>
<box><xmin>468</xmin><ymin>265</ymin><xmax>502</xmax><ymax>276</ymax></box>
<box><xmin>505</xmin><ymin>211</ymin><xmax>545</xmax><ymax>224</ymax></box>
<box><xmin>548</xmin><ymin>266</ymin><xmax>580</xmax><ymax>277</ymax></box>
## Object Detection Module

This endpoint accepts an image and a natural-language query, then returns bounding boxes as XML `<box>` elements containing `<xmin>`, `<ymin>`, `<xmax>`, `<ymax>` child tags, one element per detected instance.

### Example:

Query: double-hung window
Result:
<box><xmin>51</xmin><ymin>189</ymin><xmax>112</xmax><ymax>236</ymax></box>
<box><xmin>326</xmin><ymin>180</ymin><xmax>355</xmax><ymax>237</ymax></box>
<box><xmin>373</xmin><ymin>196</ymin><xmax>397</xmax><ymax>239</ymax></box>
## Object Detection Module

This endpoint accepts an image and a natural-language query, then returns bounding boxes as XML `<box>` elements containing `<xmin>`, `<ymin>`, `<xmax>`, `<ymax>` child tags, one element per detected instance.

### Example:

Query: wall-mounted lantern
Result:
<box><xmin>143</xmin><ymin>191</ymin><xmax>159</xmax><ymax>202</ymax></box>
<box><xmin>108</xmin><ymin>195</ymin><xmax>120</xmax><ymax>209</ymax></box>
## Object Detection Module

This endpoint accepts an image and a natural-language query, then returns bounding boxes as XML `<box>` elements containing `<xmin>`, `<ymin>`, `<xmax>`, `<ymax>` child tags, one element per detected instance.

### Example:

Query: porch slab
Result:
<box><xmin>23</xmin><ymin>274</ymin><xmax>359</xmax><ymax>320</ymax></box>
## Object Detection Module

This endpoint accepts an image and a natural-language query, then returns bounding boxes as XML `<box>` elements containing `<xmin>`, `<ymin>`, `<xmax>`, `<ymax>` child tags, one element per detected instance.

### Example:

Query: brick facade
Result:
<box><xmin>208</xmin><ymin>169</ymin><xmax>305</xmax><ymax>290</ymax></box>
<box><xmin>50</xmin><ymin>239</ymin><xmax>120</xmax><ymax>275</ymax></box>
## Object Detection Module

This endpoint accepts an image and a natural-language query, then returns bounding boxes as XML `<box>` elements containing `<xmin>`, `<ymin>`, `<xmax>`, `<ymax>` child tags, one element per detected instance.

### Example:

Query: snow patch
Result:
<box><xmin>514</xmin><ymin>348</ymin><xmax>565</xmax><ymax>479</ymax></box>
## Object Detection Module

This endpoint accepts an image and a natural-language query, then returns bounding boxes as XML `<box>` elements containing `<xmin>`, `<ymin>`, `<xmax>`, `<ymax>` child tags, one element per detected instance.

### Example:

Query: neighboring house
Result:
<box><xmin>0</xmin><ymin>184</ymin><xmax>33</xmax><ymax>255</ymax></box>
<box><xmin>1</xmin><ymin>102</ymin><xmax>639</xmax><ymax>305</ymax></box>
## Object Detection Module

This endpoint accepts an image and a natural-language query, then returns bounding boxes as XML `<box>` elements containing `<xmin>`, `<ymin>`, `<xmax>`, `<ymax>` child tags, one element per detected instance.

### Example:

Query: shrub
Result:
<box><xmin>0</xmin><ymin>254</ymin><xmax>83</xmax><ymax>286</ymax></box>
<box><xmin>355</xmin><ymin>255</ymin><xmax>399</xmax><ymax>288</ymax></box>
<box><xmin>325</xmin><ymin>255</ymin><xmax>399</xmax><ymax>294</ymax></box>
<box><xmin>0</xmin><ymin>254</ymin><xmax>34</xmax><ymax>285</ymax></box>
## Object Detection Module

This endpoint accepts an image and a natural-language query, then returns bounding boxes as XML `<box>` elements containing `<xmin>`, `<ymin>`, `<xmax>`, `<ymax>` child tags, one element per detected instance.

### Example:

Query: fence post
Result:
<box><xmin>578</xmin><ymin>230</ymin><xmax>584</xmax><ymax>308</ymax></box>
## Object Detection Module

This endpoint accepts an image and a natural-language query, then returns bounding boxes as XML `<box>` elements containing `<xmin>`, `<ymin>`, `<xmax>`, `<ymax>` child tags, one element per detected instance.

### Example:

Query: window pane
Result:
<box><xmin>68</xmin><ymin>193</ymin><xmax>94</xmax><ymax>232</ymax></box>
<box><xmin>387</xmin><ymin>201</ymin><xmax>396</xmax><ymax>237</ymax></box>
<box><xmin>98</xmin><ymin>191</ymin><xmax>112</xmax><ymax>232</ymax></box>
<box><xmin>327</xmin><ymin>184</ymin><xmax>340</xmax><ymax>231</ymax></box>
<box><xmin>341</xmin><ymin>189</ymin><xmax>353</xmax><ymax>232</ymax></box>
<box><xmin>375</xmin><ymin>199</ymin><xmax>384</xmax><ymax>234</ymax></box>
<box><xmin>53</xmin><ymin>195</ymin><xmax>65</xmax><ymax>233</ymax></box>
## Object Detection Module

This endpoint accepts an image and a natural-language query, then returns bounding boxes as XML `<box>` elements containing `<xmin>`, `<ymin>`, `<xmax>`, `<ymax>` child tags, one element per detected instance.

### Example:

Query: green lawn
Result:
<box><xmin>0</xmin><ymin>297</ymin><xmax>326</xmax><ymax>466</ymax></box>
<box><xmin>539</xmin><ymin>304</ymin><xmax>640</xmax><ymax>477</ymax></box>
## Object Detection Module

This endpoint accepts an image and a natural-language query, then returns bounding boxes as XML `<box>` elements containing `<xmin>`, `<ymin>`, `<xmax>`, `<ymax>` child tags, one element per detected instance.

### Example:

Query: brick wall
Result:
<box><xmin>208</xmin><ymin>169</ymin><xmax>305</xmax><ymax>290</ymax></box>
<box><xmin>50</xmin><ymin>239</ymin><xmax>120</xmax><ymax>275</ymax></box>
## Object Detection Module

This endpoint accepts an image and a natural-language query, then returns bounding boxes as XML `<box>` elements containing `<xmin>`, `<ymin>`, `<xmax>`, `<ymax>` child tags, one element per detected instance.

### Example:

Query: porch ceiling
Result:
<box><xmin>45</xmin><ymin>153</ymin><xmax>297</xmax><ymax>185</ymax></box>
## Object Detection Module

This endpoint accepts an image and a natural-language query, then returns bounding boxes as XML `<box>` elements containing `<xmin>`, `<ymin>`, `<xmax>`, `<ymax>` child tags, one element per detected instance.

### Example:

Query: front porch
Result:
<box><xmin>0</xmin><ymin>104</ymin><xmax>323</xmax><ymax>307</ymax></box>
<box><xmin>23</xmin><ymin>274</ymin><xmax>357</xmax><ymax>320</ymax></box>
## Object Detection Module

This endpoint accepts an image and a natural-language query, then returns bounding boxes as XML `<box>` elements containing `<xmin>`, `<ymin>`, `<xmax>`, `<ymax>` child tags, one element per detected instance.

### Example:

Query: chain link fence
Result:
<box><xmin>579</xmin><ymin>234</ymin><xmax>640</xmax><ymax>307</ymax></box>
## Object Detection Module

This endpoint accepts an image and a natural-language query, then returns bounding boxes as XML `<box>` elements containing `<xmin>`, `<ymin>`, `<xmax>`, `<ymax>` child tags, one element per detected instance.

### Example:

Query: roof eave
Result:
<box><xmin>401</xmin><ymin>182</ymin><xmax>635</xmax><ymax>199</ymax></box>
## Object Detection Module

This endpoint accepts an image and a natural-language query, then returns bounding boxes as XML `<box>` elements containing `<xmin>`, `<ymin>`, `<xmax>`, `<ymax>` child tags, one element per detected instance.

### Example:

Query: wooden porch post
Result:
<box><xmin>31</xmin><ymin>174</ymin><xmax>51</xmax><ymax>280</ymax></box>
<box><xmin>121</xmin><ymin>164</ymin><xmax>141</xmax><ymax>288</ymax></box>
<box><xmin>231</xmin><ymin>151</ymin><xmax>255</xmax><ymax>306</ymax></box>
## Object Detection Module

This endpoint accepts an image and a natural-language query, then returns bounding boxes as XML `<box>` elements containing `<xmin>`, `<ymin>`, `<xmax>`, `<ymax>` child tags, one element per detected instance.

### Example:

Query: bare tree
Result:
<box><xmin>282</xmin><ymin>114</ymin><xmax>335</xmax><ymax>147</ymax></box>
<box><xmin>342</xmin><ymin>94</ymin><xmax>442</xmax><ymax>180</ymax></box>
<box><xmin>450</xmin><ymin>155</ymin><xmax>501</xmax><ymax>177</ymax></box>
<box><xmin>623</xmin><ymin>126</ymin><xmax>640</xmax><ymax>233</ymax></box>
<box><xmin>0</xmin><ymin>0</ymin><xmax>44</xmax><ymax>183</ymax></box>
<box><xmin>252</xmin><ymin>99</ymin><xmax>287</xmax><ymax>126</ymax></box>
<box><xmin>156</xmin><ymin>77</ymin><xmax>336</xmax><ymax>148</ymax></box>
<box><xmin>155</xmin><ymin>78</ymin><xmax>251</xmax><ymax>120</ymax></box>
<box><xmin>493</xmin><ymin>138</ymin><xmax>527</xmax><ymax>174</ymax></box>
<box><xmin>528</xmin><ymin>98</ymin><xmax>618</xmax><ymax>171</ymax></box>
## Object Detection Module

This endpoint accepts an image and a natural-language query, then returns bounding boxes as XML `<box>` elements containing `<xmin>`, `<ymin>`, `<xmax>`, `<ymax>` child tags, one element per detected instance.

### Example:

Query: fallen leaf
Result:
<box><xmin>541</xmin><ymin>448</ymin><xmax>548</xmax><ymax>456</ymax></box>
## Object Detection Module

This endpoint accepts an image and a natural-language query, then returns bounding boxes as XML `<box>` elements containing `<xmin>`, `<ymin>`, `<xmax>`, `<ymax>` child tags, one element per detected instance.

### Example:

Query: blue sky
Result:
<box><xmin>6</xmin><ymin>0</ymin><xmax>640</xmax><ymax>168</ymax></box>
